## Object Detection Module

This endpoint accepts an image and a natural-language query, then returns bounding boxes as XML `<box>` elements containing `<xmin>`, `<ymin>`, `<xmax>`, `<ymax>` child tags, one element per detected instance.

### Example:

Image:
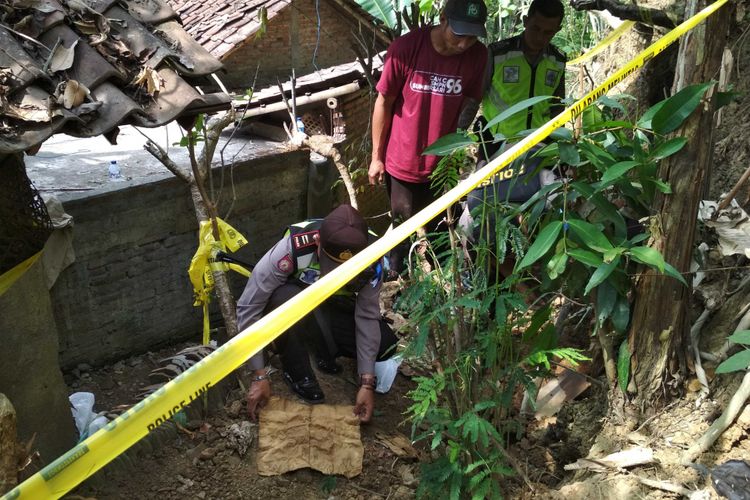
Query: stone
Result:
<box><xmin>226</xmin><ymin>400</ymin><xmax>243</xmax><ymax>418</ymax></box>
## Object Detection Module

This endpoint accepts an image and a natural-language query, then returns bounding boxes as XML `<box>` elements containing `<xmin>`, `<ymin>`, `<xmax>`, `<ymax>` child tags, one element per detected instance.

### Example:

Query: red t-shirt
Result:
<box><xmin>376</xmin><ymin>27</ymin><xmax>487</xmax><ymax>183</ymax></box>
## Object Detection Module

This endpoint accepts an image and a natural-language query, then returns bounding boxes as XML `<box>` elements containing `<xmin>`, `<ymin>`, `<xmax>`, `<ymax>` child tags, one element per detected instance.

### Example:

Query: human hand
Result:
<box><xmin>353</xmin><ymin>386</ymin><xmax>375</xmax><ymax>423</ymax></box>
<box><xmin>368</xmin><ymin>159</ymin><xmax>385</xmax><ymax>185</ymax></box>
<box><xmin>246</xmin><ymin>378</ymin><xmax>271</xmax><ymax>421</ymax></box>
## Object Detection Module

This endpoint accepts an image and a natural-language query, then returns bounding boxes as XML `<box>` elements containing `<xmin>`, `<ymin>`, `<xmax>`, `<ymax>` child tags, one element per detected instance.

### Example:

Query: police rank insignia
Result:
<box><xmin>276</xmin><ymin>255</ymin><xmax>293</xmax><ymax>273</ymax></box>
<box><xmin>503</xmin><ymin>66</ymin><xmax>519</xmax><ymax>83</ymax></box>
<box><xmin>291</xmin><ymin>230</ymin><xmax>318</xmax><ymax>250</ymax></box>
<box><xmin>545</xmin><ymin>69</ymin><xmax>559</xmax><ymax>87</ymax></box>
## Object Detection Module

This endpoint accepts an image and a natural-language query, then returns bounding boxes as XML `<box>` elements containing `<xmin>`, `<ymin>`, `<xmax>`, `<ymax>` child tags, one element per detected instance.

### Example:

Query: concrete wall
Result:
<box><xmin>53</xmin><ymin>149</ymin><xmax>309</xmax><ymax>370</ymax></box>
<box><xmin>221</xmin><ymin>0</ymin><xmax>359</xmax><ymax>91</ymax></box>
<box><xmin>0</xmin><ymin>260</ymin><xmax>76</xmax><ymax>461</ymax></box>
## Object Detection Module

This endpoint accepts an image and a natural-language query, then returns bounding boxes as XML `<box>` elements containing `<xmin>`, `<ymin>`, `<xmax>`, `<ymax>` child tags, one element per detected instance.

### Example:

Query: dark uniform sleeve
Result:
<box><xmin>236</xmin><ymin>237</ymin><xmax>294</xmax><ymax>370</ymax></box>
<box><xmin>354</xmin><ymin>276</ymin><xmax>384</xmax><ymax>375</ymax></box>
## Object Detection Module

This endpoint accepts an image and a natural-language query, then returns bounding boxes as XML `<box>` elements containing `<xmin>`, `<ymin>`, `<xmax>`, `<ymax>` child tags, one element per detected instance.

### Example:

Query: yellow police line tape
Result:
<box><xmin>187</xmin><ymin>218</ymin><xmax>249</xmax><ymax>344</ymax></box>
<box><xmin>568</xmin><ymin>20</ymin><xmax>636</xmax><ymax>66</ymax></box>
<box><xmin>1</xmin><ymin>1</ymin><xmax>728</xmax><ymax>498</ymax></box>
<box><xmin>0</xmin><ymin>252</ymin><xmax>41</xmax><ymax>298</ymax></box>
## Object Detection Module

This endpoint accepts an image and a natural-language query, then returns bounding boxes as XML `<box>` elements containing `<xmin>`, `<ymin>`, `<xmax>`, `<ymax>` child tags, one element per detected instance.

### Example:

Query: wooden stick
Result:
<box><xmin>632</xmin><ymin>474</ymin><xmax>694</xmax><ymax>496</ymax></box>
<box><xmin>681</xmin><ymin>370</ymin><xmax>750</xmax><ymax>464</ymax></box>
<box><xmin>713</xmin><ymin>163</ymin><xmax>750</xmax><ymax>217</ymax></box>
<box><xmin>690</xmin><ymin>309</ymin><xmax>711</xmax><ymax>398</ymax></box>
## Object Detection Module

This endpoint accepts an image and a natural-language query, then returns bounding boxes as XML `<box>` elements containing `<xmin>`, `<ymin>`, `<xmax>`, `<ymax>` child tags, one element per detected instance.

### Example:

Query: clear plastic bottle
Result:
<box><xmin>295</xmin><ymin>117</ymin><xmax>305</xmax><ymax>135</ymax></box>
<box><xmin>108</xmin><ymin>160</ymin><xmax>122</xmax><ymax>181</ymax></box>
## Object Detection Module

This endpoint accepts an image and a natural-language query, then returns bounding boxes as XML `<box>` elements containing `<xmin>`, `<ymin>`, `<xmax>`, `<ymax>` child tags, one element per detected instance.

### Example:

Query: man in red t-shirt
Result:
<box><xmin>369</xmin><ymin>0</ymin><xmax>488</xmax><ymax>275</ymax></box>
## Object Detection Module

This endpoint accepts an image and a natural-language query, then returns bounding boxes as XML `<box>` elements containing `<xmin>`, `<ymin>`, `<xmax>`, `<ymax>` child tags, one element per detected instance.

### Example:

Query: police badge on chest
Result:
<box><xmin>299</xmin><ymin>268</ymin><xmax>321</xmax><ymax>285</ymax></box>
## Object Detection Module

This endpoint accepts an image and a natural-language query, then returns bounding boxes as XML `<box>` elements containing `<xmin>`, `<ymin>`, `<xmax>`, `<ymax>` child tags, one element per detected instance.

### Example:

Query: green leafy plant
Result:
<box><xmin>401</xmin><ymin>83</ymin><xmax>713</xmax><ymax>497</ymax></box>
<box><xmin>716</xmin><ymin>331</ymin><xmax>750</xmax><ymax>374</ymax></box>
<box><xmin>355</xmin><ymin>0</ymin><xmax>437</xmax><ymax>34</ymax></box>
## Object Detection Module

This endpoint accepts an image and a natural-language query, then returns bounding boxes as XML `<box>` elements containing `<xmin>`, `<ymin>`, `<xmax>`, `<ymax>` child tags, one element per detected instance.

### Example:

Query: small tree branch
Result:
<box><xmin>304</xmin><ymin>135</ymin><xmax>359</xmax><ymax>209</ymax></box>
<box><xmin>198</xmin><ymin>109</ymin><xmax>236</xmax><ymax>173</ymax></box>
<box><xmin>570</xmin><ymin>0</ymin><xmax>677</xmax><ymax>28</ymax></box>
<box><xmin>714</xmin><ymin>163</ymin><xmax>750</xmax><ymax>216</ymax></box>
<box><xmin>142</xmin><ymin>138</ymin><xmax>191</xmax><ymax>183</ymax></box>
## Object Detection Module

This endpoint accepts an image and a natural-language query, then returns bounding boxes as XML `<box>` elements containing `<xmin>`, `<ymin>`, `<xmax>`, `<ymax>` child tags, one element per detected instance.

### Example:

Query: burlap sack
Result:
<box><xmin>257</xmin><ymin>397</ymin><xmax>363</xmax><ymax>478</ymax></box>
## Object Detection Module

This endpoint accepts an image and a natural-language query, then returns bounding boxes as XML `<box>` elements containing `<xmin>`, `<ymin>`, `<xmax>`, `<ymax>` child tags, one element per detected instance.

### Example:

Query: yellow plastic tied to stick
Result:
<box><xmin>187</xmin><ymin>218</ymin><xmax>248</xmax><ymax>344</ymax></box>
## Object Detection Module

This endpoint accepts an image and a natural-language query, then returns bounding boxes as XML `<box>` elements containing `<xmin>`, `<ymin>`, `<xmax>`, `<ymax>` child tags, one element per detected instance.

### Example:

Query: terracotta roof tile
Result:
<box><xmin>0</xmin><ymin>0</ymin><xmax>230</xmax><ymax>154</ymax></box>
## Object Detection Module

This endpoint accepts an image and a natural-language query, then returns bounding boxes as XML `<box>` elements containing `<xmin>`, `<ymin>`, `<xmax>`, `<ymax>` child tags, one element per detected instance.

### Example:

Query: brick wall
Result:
<box><xmin>337</xmin><ymin>89</ymin><xmax>391</xmax><ymax>234</ymax></box>
<box><xmin>220</xmin><ymin>0</ymin><xmax>364</xmax><ymax>92</ymax></box>
<box><xmin>53</xmin><ymin>150</ymin><xmax>309</xmax><ymax>370</ymax></box>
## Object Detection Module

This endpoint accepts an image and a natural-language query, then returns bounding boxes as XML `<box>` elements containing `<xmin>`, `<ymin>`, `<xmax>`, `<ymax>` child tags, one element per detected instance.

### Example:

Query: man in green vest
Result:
<box><xmin>479</xmin><ymin>0</ymin><xmax>566</xmax><ymax>161</ymax></box>
<box><xmin>459</xmin><ymin>0</ymin><xmax>566</xmax><ymax>291</ymax></box>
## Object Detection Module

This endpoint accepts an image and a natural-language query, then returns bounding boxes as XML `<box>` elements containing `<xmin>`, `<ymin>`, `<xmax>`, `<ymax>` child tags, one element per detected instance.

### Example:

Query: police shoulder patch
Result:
<box><xmin>291</xmin><ymin>230</ymin><xmax>319</xmax><ymax>251</ymax></box>
<box><xmin>276</xmin><ymin>254</ymin><xmax>293</xmax><ymax>273</ymax></box>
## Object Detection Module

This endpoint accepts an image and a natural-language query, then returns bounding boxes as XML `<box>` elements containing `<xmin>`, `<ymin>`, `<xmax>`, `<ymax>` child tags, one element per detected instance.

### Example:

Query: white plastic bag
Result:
<box><xmin>374</xmin><ymin>356</ymin><xmax>402</xmax><ymax>394</ymax></box>
<box><xmin>69</xmin><ymin>392</ymin><xmax>108</xmax><ymax>440</ymax></box>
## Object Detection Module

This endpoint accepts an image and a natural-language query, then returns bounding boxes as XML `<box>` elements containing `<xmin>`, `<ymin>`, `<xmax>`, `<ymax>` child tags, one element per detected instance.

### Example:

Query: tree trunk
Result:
<box><xmin>0</xmin><ymin>394</ymin><xmax>17</xmax><ymax>494</ymax></box>
<box><xmin>628</xmin><ymin>0</ymin><xmax>731</xmax><ymax>408</ymax></box>
<box><xmin>189</xmin><ymin>182</ymin><xmax>239</xmax><ymax>339</ymax></box>
<box><xmin>143</xmin><ymin>111</ymin><xmax>240</xmax><ymax>341</ymax></box>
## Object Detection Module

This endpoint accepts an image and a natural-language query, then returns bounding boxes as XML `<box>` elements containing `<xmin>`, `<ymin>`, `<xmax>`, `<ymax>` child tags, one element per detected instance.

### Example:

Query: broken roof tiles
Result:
<box><xmin>0</xmin><ymin>0</ymin><xmax>231</xmax><ymax>155</ymax></box>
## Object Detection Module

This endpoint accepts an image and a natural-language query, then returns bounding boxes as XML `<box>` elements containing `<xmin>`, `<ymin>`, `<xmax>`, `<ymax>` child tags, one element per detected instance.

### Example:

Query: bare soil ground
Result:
<box><xmin>60</xmin><ymin>297</ymin><xmax>749</xmax><ymax>500</ymax></box>
<box><xmin>64</xmin><ymin>344</ymin><xmax>421</xmax><ymax>500</ymax></box>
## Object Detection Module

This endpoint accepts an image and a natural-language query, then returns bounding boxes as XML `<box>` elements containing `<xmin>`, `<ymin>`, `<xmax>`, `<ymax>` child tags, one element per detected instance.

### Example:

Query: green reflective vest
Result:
<box><xmin>482</xmin><ymin>35</ymin><xmax>566</xmax><ymax>138</ymax></box>
<box><xmin>284</xmin><ymin>219</ymin><xmax>380</xmax><ymax>293</ymax></box>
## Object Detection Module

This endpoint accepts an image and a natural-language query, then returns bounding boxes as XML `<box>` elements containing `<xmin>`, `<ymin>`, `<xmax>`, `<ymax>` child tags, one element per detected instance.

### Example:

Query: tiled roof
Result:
<box><xmin>166</xmin><ymin>0</ymin><xmax>387</xmax><ymax>60</ymax></box>
<box><xmin>0</xmin><ymin>0</ymin><xmax>231</xmax><ymax>154</ymax></box>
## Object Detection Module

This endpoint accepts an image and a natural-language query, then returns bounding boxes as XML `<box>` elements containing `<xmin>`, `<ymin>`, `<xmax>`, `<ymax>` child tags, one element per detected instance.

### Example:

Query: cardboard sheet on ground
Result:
<box><xmin>257</xmin><ymin>397</ymin><xmax>363</xmax><ymax>478</ymax></box>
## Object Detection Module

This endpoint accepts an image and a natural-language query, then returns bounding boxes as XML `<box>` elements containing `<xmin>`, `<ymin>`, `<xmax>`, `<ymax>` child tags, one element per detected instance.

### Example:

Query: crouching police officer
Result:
<box><xmin>237</xmin><ymin>204</ymin><xmax>397</xmax><ymax>423</ymax></box>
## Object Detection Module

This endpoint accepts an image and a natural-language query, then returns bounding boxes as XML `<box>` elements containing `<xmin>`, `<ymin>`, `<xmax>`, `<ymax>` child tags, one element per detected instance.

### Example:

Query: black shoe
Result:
<box><xmin>315</xmin><ymin>356</ymin><xmax>342</xmax><ymax>374</ymax></box>
<box><xmin>282</xmin><ymin>371</ymin><xmax>325</xmax><ymax>404</ymax></box>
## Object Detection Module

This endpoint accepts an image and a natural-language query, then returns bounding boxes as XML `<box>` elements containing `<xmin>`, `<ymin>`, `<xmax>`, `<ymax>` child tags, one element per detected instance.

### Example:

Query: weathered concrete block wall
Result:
<box><xmin>53</xmin><ymin>150</ymin><xmax>309</xmax><ymax>370</ymax></box>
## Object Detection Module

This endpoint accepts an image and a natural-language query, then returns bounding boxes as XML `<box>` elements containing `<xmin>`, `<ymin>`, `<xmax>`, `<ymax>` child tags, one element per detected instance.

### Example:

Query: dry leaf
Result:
<box><xmin>374</xmin><ymin>431</ymin><xmax>419</xmax><ymax>460</ymax></box>
<box><xmin>12</xmin><ymin>14</ymin><xmax>33</xmax><ymax>33</ymax></box>
<box><xmin>48</xmin><ymin>39</ymin><xmax>78</xmax><ymax>73</ymax></box>
<box><xmin>59</xmin><ymin>80</ymin><xmax>89</xmax><ymax>109</ymax></box>
<box><xmin>73</xmin><ymin>19</ymin><xmax>98</xmax><ymax>35</ymax></box>
<box><xmin>6</xmin><ymin>103</ymin><xmax>49</xmax><ymax>122</ymax></box>
<box><xmin>131</xmin><ymin>67</ymin><xmax>164</xmax><ymax>96</ymax></box>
